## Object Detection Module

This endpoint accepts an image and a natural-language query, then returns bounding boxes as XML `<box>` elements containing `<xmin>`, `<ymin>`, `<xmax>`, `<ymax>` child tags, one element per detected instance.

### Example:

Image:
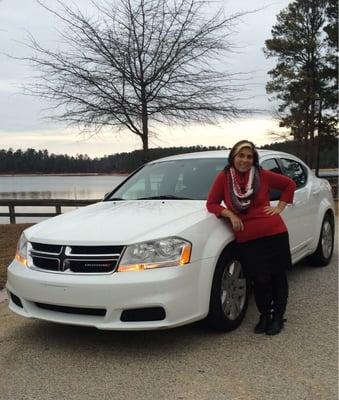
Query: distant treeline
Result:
<box><xmin>0</xmin><ymin>146</ymin><xmax>225</xmax><ymax>174</ymax></box>
<box><xmin>0</xmin><ymin>138</ymin><xmax>337</xmax><ymax>174</ymax></box>
<box><xmin>261</xmin><ymin>136</ymin><xmax>338</xmax><ymax>169</ymax></box>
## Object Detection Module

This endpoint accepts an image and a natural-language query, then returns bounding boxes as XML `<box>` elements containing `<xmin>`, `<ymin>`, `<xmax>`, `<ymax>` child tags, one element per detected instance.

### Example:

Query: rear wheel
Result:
<box><xmin>205</xmin><ymin>246</ymin><xmax>250</xmax><ymax>331</ymax></box>
<box><xmin>307</xmin><ymin>214</ymin><xmax>334</xmax><ymax>267</ymax></box>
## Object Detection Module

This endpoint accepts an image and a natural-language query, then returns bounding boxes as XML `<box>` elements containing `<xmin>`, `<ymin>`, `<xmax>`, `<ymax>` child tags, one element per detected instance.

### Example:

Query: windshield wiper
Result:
<box><xmin>104</xmin><ymin>197</ymin><xmax>124</xmax><ymax>201</ymax></box>
<box><xmin>136</xmin><ymin>195</ymin><xmax>193</xmax><ymax>200</ymax></box>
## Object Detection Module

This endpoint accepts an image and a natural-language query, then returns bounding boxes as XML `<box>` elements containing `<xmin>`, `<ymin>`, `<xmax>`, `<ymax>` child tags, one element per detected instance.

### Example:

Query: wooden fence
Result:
<box><xmin>0</xmin><ymin>172</ymin><xmax>337</xmax><ymax>224</ymax></box>
<box><xmin>0</xmin><ymin>199</ymin><xmax>100</xmax><ymax>224</ymax></box>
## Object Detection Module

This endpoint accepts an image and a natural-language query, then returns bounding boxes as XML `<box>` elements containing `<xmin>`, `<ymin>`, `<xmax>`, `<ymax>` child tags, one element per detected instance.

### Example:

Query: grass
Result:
<box><xmin>0</xmin><ymin>224</ymin><xmax>32</xmax><ymax>289</ymax></box>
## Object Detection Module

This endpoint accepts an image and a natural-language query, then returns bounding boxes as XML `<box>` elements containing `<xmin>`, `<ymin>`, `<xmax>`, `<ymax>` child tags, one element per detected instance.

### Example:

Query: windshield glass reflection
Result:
<box><xmin>108</xmin><ymin>158</ymin><xmax>227</xmax><ymax>201</ymax></box>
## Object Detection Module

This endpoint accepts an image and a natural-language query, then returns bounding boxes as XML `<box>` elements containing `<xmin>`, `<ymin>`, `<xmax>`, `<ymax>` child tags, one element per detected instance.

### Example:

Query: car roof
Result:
<box><xmin>148</xmin><ymin>149</ymin><xmax>298</xmax><ymax>163</ymax></box>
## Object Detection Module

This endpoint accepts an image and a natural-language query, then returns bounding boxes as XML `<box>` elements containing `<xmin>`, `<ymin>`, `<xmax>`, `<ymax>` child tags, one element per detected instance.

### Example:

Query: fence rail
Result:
<box><xmin>0</xmin><ymin>171</ymin><xmax>337</xmax><ymax>224</ymax></box>
<box><xmin>0</xmin><ymin>199</ymin><xmax>100</xmax><ymax>224</ymax></box>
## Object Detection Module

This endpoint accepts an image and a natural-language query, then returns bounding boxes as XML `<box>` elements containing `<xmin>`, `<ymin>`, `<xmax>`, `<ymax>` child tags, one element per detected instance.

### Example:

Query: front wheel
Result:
<box><xmin>205</xmin><ymin>246</ymin><xmax>250</xmax><ymax>331</ymax></box>
<box><xmin>307</xmin><ymin>214</ymin><xmax>334</xmax><ymax>267</ymax></box>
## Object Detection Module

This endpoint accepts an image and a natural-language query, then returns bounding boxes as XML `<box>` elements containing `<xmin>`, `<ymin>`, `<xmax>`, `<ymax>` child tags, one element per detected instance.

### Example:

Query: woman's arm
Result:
<box><xmin>206</xmin><ymin>172</ymin><xmax>227</xmax><ymax>217</ymax></box>
<box><xmin>263</xmin><ymin>170</ymin><xmax>296</xmax><ymax>215</ymax></box>
<box><xmin>264</xmin><ymin>200</ymin><xmax>288</xmax><ymax>215</ymax></box>
<box><xmin>206</xmin><ymin>172</ymin><xmax>244</xmax><ymax>231</ymax></box>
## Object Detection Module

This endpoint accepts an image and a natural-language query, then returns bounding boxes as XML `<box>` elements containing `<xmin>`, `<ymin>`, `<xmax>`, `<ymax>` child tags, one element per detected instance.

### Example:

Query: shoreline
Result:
<box><xmin>0</xmin><ymin>172</ymin><xmax>129</xmax><ymax>177</ymax></box>
<box><xmin>0</xmin><ymin>169</ymin><xmax>336</xmax><ymax>177</ymax></box>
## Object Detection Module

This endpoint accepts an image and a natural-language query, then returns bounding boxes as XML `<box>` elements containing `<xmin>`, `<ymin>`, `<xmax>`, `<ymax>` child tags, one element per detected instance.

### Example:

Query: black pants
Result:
<box><xmin>252</xmin><ymin>271</ymin><xmax>288</xmax><ymax>315</ymax></box>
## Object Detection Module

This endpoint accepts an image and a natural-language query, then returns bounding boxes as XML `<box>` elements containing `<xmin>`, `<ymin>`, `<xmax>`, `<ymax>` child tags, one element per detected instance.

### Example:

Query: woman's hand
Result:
<box><xmin>264</xmin><ymin>201</ymin><xmax>287</xmax><ymax>215</ymax></box>
<box><xmin>221</xmin><ymin>209</ymin><xmax>244</xmax><ymax>231</ymax></box>
<box><xmin>229</xmin><ymin>214</ymin><xmax>244</xmax><ymax>231</ymax></box>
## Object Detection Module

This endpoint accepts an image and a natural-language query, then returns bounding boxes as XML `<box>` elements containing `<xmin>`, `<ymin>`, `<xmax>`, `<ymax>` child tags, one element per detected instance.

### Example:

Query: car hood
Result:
<box><xmin>25</xmin><ymin>200</ymin><xmax>210</xmax><ymax>245</ymax></box>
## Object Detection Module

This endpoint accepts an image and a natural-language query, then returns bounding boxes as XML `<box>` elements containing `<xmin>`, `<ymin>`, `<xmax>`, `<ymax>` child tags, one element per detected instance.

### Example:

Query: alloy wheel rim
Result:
<box><xmin>321</xmin><ymin>220</ymin><xmax>333</xmax><ymax>259</ymax></box>
<box><xmin>220</xmin><ymin>260</ymin><xmax>246</xmax><ymax>320</ymax></box>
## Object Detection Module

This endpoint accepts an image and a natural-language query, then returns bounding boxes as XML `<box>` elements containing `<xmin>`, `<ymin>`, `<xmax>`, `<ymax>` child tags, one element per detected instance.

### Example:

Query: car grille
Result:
<box><xmin>29</xmin><ymin>242</ymin><xmax>124</xmax><ymax>274</ymax></box>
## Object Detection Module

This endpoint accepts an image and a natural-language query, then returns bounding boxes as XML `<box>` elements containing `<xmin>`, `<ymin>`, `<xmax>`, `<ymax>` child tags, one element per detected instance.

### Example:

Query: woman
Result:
<box><xmin>206</xmin><ymin>140</ymin><xmax>296</xmax><ymax>335</ymax></box>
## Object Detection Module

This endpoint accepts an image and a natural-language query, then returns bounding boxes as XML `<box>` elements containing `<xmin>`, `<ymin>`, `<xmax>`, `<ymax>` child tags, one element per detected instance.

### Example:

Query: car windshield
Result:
<box><xmin>106</xmin><ymin>158</ymin><xmax>227</xmax><ymax>201</ymax></box>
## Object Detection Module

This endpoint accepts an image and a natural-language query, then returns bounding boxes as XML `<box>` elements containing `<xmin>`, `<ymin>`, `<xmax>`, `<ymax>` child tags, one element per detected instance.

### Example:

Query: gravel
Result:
<box><xmin>0</xmin><ymin>227</ymin><xmax>337</xmax><ymax>400</ymax></box>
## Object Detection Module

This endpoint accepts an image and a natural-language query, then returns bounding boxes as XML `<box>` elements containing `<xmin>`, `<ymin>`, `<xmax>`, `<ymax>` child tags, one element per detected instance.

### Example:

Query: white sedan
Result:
<box><xmin>7</xmin><ymin>150</ymin><xmax>335</xmax><ymax>331</ymax></box>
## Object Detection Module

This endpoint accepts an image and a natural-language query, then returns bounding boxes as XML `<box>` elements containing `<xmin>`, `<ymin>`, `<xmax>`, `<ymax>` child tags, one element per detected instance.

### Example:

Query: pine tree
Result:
<box><xmin>264</xmin><ymin>0</ymin><xmax>337</xmax><ymax>168</ymax></box>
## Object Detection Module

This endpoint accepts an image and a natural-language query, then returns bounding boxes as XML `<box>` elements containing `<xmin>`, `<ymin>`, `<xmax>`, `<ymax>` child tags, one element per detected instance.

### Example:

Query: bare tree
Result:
<box><xmin>24</xmin><ymin>0</ymin><xmax>251</xmax><ymax>150</ymax></box>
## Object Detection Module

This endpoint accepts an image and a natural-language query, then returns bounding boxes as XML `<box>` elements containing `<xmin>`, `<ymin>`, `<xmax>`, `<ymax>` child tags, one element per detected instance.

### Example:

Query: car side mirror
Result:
<box><xmin>103</xmin><ymin>192</ymin><xmax>110</xmax><ymax>200</ymax></box>
<box><xmin>269</xmin><ymin>189</ymin><xmax>281</xmax><ymax>202</ymax></box>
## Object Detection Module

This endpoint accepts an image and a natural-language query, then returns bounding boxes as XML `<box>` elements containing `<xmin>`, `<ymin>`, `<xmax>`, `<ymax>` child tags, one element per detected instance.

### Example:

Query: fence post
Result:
<box><xmin>55</xmin><ymin>205</ymin><xmax>62</xmax><ymax>215</ymax></box>
<box><xmin>9</xmin><ymin>204</ymin><xmax>16</xmax><ymax>224</ymax></box>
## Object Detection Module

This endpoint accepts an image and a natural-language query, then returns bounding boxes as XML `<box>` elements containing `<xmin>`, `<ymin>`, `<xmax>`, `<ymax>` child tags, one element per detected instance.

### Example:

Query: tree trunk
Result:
<box><xmin>309</xmin><ymin>99</ymin><xmax>316</xmax><ymax>169</ymax></box>
<box><xmin>141</xmin><ymin>134</ymin><xmax>148</xmax><ymax>151</ymax></box>
<box><xmin>141</xmin><ymin>86</ymin><xmax>149</xmax><ymax>152</ymax></box>
<box><xmin>303</xmin><ymin>101</ymin><xmax>310</xmax><ymax>164</ymax></box>
<box><xmin>296</xmin><ymin>129</ymin><xmax>303</xmax><ymax>159</ymax></box>
<box><xmin>315</xmin><ymin>98</ymin><xmax>323</xmax><ymax>176</ymax></box>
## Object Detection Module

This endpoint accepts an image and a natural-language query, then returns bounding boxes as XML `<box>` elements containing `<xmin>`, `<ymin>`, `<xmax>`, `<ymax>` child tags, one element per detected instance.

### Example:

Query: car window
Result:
<box><xmin>280</xmin><ymin>158</ymin><xmax>307</xmax><ymax>188</ymax></box>
<box><xmin>109</xmin><ymin>158</ymin><xmax>227</xmax><ymax>200</ymax></box>
<box><xmin>261</xmin><ymin>158</ymin><xmax>282</xmax><ymax>174</ymax></box>
<box><xmin>261</xmin><ymin>158</ymin><xmax>283</xmax><ymax>201</ymax></box>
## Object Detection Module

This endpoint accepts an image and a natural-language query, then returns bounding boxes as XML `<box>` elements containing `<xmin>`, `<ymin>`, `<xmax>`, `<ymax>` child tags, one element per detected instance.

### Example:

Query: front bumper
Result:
<box><xmin>6</xmin><ymin>258</ymin><xmax>213</xmax><ymax>330</ymax></box>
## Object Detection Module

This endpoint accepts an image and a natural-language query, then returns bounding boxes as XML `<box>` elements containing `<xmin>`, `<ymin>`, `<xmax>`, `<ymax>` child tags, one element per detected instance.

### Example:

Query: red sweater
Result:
<box><xmin>206</xmin><ymin>169</ymin><xmax>296</xmax><ymax>243</ymax></box>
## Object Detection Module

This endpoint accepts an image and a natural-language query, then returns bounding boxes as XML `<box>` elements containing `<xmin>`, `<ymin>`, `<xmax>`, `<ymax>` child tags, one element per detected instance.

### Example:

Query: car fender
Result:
<box><xmin>183</xmin><ymin>216</ymin><xmax>236</xmax><ymax>315</ymax></box>
<box><xmin>309</xmin><ymin>190</ymin><xmax>335</xmax><ymax>253</ymax></box>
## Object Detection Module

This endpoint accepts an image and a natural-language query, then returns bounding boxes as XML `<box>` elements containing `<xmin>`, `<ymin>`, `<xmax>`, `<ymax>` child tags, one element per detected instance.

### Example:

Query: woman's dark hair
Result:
<box><xmin>225</xmin><ymin>140</ymin><xmax>260</xmax><ymax>170</ymax></box>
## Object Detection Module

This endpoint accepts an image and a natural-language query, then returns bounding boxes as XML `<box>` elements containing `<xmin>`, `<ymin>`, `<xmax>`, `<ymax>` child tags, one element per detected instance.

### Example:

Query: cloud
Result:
<box><xmin>0</xmin><ymin>0</ymin><xmax>291</xmax><ymax>155</ymax></box>
<box><xmin>0</xmin><ymin>117</ymin><xmax>289</xmax><ymax>156</ymax></box>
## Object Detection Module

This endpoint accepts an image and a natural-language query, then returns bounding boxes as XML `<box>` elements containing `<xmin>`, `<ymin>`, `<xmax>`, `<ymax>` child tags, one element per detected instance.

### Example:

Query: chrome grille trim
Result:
<box><xmin>30</xmin><ymin>251</ymin><xmax>61</xmax><ymax>258</ymax></box>
<box><xmin>64</xmin><ymin>249</ymin><xmax>122</xmax><ymax>257</ymax></box>
<box><xmin>63</xmin><ymin>258</ymin><xmax>120</xmax><ymax>262</ymax></box>
<box><xmin>28</xmin><ymin>243</ymin><xmax>124</xmax><ymax>274</ymax></box>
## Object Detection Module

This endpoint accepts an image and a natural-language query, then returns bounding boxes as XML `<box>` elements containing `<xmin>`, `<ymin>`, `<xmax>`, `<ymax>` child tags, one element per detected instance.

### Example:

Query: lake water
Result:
<box><xmin>0</xmin><ymin>175</ymin><xmax>126</xmax><ymax>224</ymax></box>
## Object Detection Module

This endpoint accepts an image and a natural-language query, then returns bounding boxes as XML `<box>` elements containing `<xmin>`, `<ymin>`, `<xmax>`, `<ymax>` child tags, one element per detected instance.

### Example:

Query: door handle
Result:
<box><xmin>287</xmin><ymin>201</ymin><xmax>302</xmax><ymax>207</ymax></box>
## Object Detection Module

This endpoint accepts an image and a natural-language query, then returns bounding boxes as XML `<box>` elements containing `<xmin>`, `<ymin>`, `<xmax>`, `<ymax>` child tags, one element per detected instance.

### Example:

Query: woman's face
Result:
<box><xmin>233</xmin><ymin>147</ymin><xmax>254</xmax><ymax>173</ymax></box>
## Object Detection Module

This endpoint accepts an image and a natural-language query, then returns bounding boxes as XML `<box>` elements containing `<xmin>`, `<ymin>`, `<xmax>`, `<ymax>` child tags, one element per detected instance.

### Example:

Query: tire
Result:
<box><xmin>205</xmin><ymin>245</ymin><xmax>250</xmax><ymax>331</ymax></box>
<box><xmin>307</xmin><ymin>213</ymin><xmax>334</xmax><ymax>267</ymax></box>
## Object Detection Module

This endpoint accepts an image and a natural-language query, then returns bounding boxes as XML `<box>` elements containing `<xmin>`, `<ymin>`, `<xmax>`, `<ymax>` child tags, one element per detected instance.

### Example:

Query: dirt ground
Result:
<box><xmin>0</xmin><ymin>224</ymin><xmax>32</xmax><ymax>289</ymax></box>
<box><xmin>0</xmin><ymin>227</ymin><xmax>337</xmax><ymax>400</ymax></box>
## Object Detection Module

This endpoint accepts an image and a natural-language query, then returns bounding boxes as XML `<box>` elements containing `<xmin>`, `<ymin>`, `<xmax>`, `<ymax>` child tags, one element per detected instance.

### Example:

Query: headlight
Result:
<box><xmin>15</xmin><ymin>233</ymin><xmax>29</xmax><ymax>266</ymax></box>
<box><xmin>117</xmin><ymin>237</ymin><xmax>192</xmax><ymax>272</ymax></box>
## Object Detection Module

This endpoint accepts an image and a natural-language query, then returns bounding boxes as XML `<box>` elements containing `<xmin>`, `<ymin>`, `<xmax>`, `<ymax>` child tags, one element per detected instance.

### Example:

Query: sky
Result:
<box><xmin>0</xmin><ymin>0</ymin><xmax>291</xmax><ymax>157</ymax></box>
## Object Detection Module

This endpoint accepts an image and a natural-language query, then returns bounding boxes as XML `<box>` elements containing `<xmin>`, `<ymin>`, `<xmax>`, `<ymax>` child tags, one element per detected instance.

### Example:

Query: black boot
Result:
<box><xmin>266</xmin><ymin>313</ymin><xmax>286</xmax><ymax>335</ymax></box>
<box><xmin>254</xmin><ymin>314</ymin><xmax>271</xmax><ymax>334</ymax></box>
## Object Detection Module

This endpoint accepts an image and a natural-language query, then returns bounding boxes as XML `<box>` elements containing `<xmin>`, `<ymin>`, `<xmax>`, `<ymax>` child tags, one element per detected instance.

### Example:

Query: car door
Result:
<box><xmin>261</xmin><ymin>157</ymin><xmax>312</xmax><ymax>261</ymax></box>
<box><xmin>277</xmin><ymin>157</ymin><xmax>314</xmax><ymax>260</ymax></box>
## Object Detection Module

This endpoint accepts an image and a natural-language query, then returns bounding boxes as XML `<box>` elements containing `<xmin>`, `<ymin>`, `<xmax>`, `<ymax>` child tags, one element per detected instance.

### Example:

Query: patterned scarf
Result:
<box><xmin>227</xmin><ymin>166</ymin><xmax>260</xmax><ymax>213</ymax></box>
